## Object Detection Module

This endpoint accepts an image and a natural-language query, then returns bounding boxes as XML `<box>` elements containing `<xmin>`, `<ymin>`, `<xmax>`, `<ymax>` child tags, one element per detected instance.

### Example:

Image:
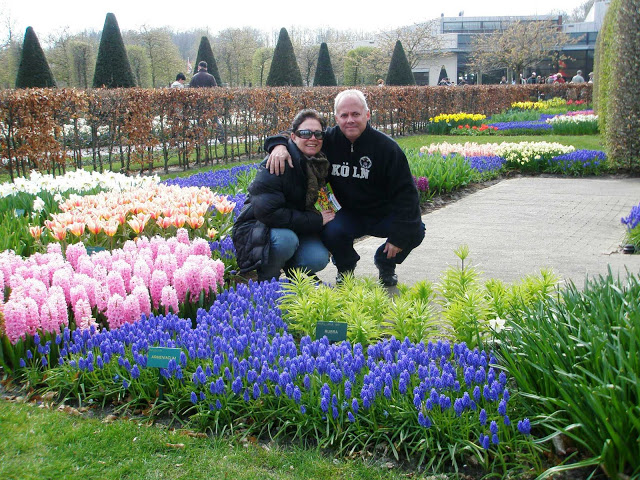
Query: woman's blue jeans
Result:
<box><xmin>258</xmin><ymin>228</ymin><xmax>329</xmax><ymax>281</ymax></box>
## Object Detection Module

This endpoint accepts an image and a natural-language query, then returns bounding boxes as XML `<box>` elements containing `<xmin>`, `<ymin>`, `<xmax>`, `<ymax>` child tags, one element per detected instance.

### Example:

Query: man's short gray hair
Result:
<box><xmin>334</xmin><ymin>89</ymin><xmax>369</xmax><ymax>114</ymax></box>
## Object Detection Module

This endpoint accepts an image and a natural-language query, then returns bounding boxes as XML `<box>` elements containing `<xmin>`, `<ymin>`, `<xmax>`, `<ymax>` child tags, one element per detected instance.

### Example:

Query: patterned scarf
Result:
<box><xmin>305</xmin><ymin>152</ymin><xmax>329</xmax><ymax>210</ymax></box>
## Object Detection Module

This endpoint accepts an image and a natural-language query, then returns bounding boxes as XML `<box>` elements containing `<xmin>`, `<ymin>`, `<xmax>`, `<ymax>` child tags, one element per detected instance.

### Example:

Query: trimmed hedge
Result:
<box><xmin>0</xmin><ymin>84</ymin><xmax>592</xmax><ymax>178</ymax></box>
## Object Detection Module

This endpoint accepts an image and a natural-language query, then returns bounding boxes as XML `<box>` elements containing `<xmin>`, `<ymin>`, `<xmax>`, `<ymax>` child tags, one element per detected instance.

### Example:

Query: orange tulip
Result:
<box><xmin>207</xmin><ymin>228</ymin><xmax>218</xmax><ymax>239</ymax></box>
<box><xmin>103</xmin><ymin>220</ymin><xmax>119</xmax><ymax>237</ymax></box>
<box><xmin>171</xmin><ymin>214</ymin><xmax>186</xmax><ymax>229</ymax></box>
<box><xmin>29</xmin><ymin>226</ymin><xmax>43</xmax><ymax>240</ymax></box>
<box><xmin>50</xmin><ymin>226</ymin><xmax>67</xmax><ymax>241</ymax></box>
<box><xmin>86</xmin><ymin>218</ymin><xmax>103</xmax><ymax>235</ymax></box>
<box><xmin>156</xmin><ymin>216</ymin><xmax>173</xmax><ymax>229</ymax></box>
<box><xmin>186</xmin><ymin>214</ymin><xmax>204</xmax><ymax>229</ymax></box>
<box><xmin>68</xmin><ymin>222</ymin><xmax>86</xmax><ymax>237</ymax></box>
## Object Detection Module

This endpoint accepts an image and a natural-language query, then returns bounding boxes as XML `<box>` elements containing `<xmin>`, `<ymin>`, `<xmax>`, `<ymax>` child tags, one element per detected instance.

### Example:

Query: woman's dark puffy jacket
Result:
<box><xmin>232</xmin><ymin>140</ymin><xmax>323</xmax><ymax>273</ymax></box>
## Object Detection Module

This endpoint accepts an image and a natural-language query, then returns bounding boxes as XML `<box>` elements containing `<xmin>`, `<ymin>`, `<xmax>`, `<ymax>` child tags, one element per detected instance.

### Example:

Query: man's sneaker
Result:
<box><xmin>375</xmin><ymin>260</ymin><xmax>398</xmax><ymax>287</ymax></box>
<box><xmin>336</xmin><ymin>269</ymin><xmax>355</xmax><ymax>285</ymax></box>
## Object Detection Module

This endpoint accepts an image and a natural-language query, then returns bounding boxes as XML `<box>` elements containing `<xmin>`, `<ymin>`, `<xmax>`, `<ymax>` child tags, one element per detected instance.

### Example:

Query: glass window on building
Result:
<box><xmin>443</xmin><ymin>22</ymin><xmax>463</xmax><ymax>32</ymax></box>
<box><xmin>413</xmin><ymin>71</ymin><xmax>430</xmax><ymax>86</ymax></box>
<box><xmin>462</xmin><ymin>22</ymin><xmax>482</xmax><ymax>31</ymax></box>
<box><xmin>481</xmin><ymin>21</ymin><xmax>501</xmax><ymax>31</ymax></box>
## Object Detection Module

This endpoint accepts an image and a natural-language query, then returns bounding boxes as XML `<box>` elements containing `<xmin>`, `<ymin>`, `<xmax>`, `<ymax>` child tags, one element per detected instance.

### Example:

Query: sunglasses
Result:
<box><xmin>294</xmin><ymin>129</ymin><xmax>325</xmax><ymax>140</ymax></box>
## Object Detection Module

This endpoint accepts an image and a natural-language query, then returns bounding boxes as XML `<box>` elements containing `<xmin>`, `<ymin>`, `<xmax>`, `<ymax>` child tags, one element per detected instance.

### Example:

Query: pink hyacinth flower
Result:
<box><xmin>106</xmin><ymin>294</ymin><xmax>125</xmax><ymax>329</ymax></box>
<box><xmin>132</xmin><ymin>285</ymin><xmax>152</xmax><ymax>318</ymax></box>
<box><xmin>161</xmin><ymin>285</ymin><xmax>179</xmax><ymax>315</ymax></box>
<box><xmin>4</xmin><ymin>300</ymin><xmax>27</xmax><ymax>344</ymax></box>
<box><xmin>149</xmin><ymin>270</ymin><xmax>169</xmax><ymax>310</ymax></box>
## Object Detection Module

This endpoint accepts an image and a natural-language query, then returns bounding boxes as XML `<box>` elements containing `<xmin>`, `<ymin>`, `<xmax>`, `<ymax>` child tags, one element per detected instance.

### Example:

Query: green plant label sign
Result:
<box><xmin>315</xmin><ymin>321</ymin><xmax>347</xmax><ymax>343</ymax></box>
<box><xmin>147</xmin><ymin>347</ymin><xmax>181</xmax><ymax>368</ymax></box>
<box><xmin>86</xmin><ymin>246</ymin><xmax>106</xmax><ymax>255</ymax></box>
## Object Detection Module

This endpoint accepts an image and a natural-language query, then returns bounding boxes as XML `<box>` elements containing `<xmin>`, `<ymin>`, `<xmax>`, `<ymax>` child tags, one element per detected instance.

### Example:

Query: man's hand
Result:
<box><xmin>383</xmin><ymin>241</ymin><xmax>402</xmax><ymax>259</ymax></box>
<box><xmin>320</xmin><ymin>210</ymin><xmax>335</xmax><ymax>225</ymax></box>
<box><xmin>266</xmin><ymin>145</ymin><xmax>293</xmax><ymax>175</ymax></box>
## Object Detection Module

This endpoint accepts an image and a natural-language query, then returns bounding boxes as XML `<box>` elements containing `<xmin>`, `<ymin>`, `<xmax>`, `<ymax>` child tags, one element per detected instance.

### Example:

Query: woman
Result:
<box><xmin>232</xmin><ymin>109</ymin><xmax>334</xmax><ymax>281</ymax></box>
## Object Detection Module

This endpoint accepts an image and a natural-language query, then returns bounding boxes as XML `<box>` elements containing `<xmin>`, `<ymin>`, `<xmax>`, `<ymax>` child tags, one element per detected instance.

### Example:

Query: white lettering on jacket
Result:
<box><xmin>332</xmin><ymin>160</ymin><xmax>370</xmax><ymax>179</ymax></box>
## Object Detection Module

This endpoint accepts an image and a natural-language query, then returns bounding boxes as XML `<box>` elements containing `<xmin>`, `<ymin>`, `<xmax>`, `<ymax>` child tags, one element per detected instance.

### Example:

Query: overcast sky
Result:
<box><xmin>2</xmin><ymin>0</ymin><xmax>588</xmax><ymax>41</ymax></box>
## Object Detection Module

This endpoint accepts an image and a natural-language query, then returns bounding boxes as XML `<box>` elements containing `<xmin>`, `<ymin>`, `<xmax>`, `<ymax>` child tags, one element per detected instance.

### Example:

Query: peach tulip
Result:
<box><xmin>29</xmin><ymin>226</ymin><xmax>43</xmax><ymax>240</ymax></box>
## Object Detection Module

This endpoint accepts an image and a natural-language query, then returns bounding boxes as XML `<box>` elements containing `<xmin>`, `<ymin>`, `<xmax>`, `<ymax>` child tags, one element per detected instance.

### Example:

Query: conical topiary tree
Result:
<box><xmin>15</xmin><ymin>27</ymin><xmax>56</xmax><ymax>88</ymax></box>
<box><xmin>193</xmin><ymin>36</ymin><xmax>222</xmax><ymax>86</ymax></box>
<box><xmin>266</xmin><ymin>28</ymin><xmax>303</xmax><ymax>87</ymax></box>
<box><xmin>438</xmin><ymin>65</ymin><xmax>449</xmax><ymax>84</ymax></box>
<box><xmin>92</xmin><ymin>13</ymin><xmax>136</xmax><ymax>88</ymax></box>
<box><xmin>386</xmin><ymin>40</ymin><xmax>415</xmax><ymax>86</ymax></box>
<box><xmin>313</xmin><ymin>42</ymin><xmax>337</xmax><ymax>86</ymax></box>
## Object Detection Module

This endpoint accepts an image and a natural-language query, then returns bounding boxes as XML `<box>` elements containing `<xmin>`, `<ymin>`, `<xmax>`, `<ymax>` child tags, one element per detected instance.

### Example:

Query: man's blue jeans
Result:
<box><xmin>258</xmin><ymin>228</ymin><xmax>330</xmax><ymax>281</ymax></box>
<box><xmin>321</xmin><ymin>209</ymin><xmax>425</xmax><ymax>273</ymax></box>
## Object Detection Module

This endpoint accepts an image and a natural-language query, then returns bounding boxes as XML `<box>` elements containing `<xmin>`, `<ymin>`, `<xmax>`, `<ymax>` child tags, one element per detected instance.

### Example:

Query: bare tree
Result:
<box><xmin>0</xmin><ymin>6</ymin><xmax>21</xmax><ymax>88</ymax></box>
<box><xmin>343</xmin><ymin>46</ymin><xmax>386</xmax><ymax>86</ymax></box>
<box><xmin>214</xmin><ymin>27</ymin><xmax>264</xmax><ymax>87</ymax></box>
<box><xmin>70</xmin><ymin>40</ymin><xmax>95</xmax><ymax>89</ymax></box>
<box><xmin>469</xmin><ymin>20</ymin><xmax>578</xmax><ymax>79</ymax></box>
<box><xmin>46</xmin><ymin>28</ymin><xmax>73</xmax><ymax>86</ymax></box>
<box><xmin>252</xmin><ymin>47</ymin><xmax>273</xmax><ymax>87</ymax></box>
<box><xmin>376</xmin><ymin>20</ymin><xmax>443</xmax><ymax>69</ymax></box>
<box><xmin>137</xmin><ymin>26</ymin><xmax>184</xmax><ymax>88</ymax></box>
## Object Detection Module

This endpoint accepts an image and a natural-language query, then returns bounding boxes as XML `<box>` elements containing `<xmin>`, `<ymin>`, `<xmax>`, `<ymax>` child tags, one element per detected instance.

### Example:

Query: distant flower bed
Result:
<box><xmin>450</xmin><ymin>124</ymin><xmax>499</xmax><ymax>136</ymax></box>
<box><xmin>489</xmin><ymin>121</ymin><xmax>552</xmax><ymax>132</ymax></box>
<box><xmin>546</xmin><ymin>114</ymin><xmax>599</xmax><ymax>135</ymax></box>
<box><xmin>547</xmin><ymin>150</ymin><xmax>607</xmax><ymax>175</ymax></box>
<box><xmin>427</xmin><ymin>113</ymin><xmax>487</xmax><ymax>134</ymax></box>
<box><xmin>416</xmin><ymin>141</ymin><xmax>609</xmax><ymax>175</ymax></box>
<box><xmin>163</xmin><ymin>164</ymin><xmax>259</xmax><ymax>195</ymax></box>
<box><xmin>41</xmin><ymin>184</ymin><xmax>236</xmax><ymax>250</ymax></box>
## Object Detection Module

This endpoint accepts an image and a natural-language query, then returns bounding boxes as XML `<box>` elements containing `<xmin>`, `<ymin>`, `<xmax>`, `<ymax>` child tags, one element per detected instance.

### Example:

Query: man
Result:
<box><xmin>571</xmin><ymin>70</ymin><xmax>585</xmax><ymax>83</ymax></box>
<box><xmin>526</xmin><ymin>72</ymin><xmax>537</xmax><ymax>84</ymax></box>
<box><xmin>189</xmin><ymin>61</ymin><xmax>217</xmax><ymax>88</ymax></box>
<box><xmin>265</xmin><ymin>90</ymin><xmax>425</xmax><ymax>286</ymax></box>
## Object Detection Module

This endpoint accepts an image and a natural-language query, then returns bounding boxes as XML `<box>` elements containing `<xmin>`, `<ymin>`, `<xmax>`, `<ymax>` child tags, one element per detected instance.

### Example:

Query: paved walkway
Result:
<box><xmin>315</xmin><ymin>176</ymin><xmax>640</xmax><ymax>288</ymax></box>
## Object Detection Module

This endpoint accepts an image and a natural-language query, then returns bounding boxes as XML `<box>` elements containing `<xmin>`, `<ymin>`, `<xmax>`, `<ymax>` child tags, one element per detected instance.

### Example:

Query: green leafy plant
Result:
<box><xmin>407</xmin><ymin>149</ymin><xmax>474</xmax><ymax>196</ymax></box>
<box><xmin>496</xmin><ymin>269</ymin><xmax>640</xmax><ymax>479</ymax></box>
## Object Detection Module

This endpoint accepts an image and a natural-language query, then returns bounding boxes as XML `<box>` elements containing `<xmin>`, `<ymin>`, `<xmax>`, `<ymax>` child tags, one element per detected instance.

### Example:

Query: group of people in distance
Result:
<box><xmin>508</xmin><ymin>69</ymin><xmax>593</xmax><ymax>85</ymax></box>
<box><xmin>170</xmin><ymin>61</ymin><xmax>218</xmax><ymax>89</ymax></box>
<box><xmin>232</xmin><ymin>89</ymin><xmax>426</xmax><ymax>287</ymax></box>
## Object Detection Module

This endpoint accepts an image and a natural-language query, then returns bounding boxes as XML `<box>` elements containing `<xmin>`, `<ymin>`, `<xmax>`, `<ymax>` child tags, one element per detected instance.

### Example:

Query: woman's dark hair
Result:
<box><xmin>291</xmin><ymin>109</ymin><xmax>326</xmax><ymax>132</ymax></box>
<box><xmin>176</xmin><ymin>72</ymin><xmax>186</xmax><ymax>81</ymax></box>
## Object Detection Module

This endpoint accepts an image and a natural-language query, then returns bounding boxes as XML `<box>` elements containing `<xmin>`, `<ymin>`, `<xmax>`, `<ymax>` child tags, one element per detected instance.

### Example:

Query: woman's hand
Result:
<box><xmin>321</xmin><ymin>209</ymin><xmax>335</xmax><ymax>225</ymax></box>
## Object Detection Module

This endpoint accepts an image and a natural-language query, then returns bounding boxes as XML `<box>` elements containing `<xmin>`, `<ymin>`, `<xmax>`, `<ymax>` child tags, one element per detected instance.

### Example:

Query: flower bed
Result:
<box><xmin>0</xmin><ymin>232</ymin><xmax>224</xmax><ymax>349</ymax></box>
<box><xmin>30</xmin><ymin>279</ymin><xmax>534</xmax><ymax>470</ymax></box>
<box><xmin>42</xmin><ymin>184</ymin><xmax>236</xmax><ymax>250</ymax></box>
<box><xmin>545</xmin><ymin>113</ymin><xmax>599</xmax><ymax>135</ymax></box>
<box><xmin>622</xmin><ymin>203</ymin><xmax>640</xmax><ymax>250</ymax></box>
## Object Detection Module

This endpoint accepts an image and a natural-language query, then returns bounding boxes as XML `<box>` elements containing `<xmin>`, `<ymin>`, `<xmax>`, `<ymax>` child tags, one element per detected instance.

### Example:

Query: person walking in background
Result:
<box><xmin>232</xmin><ymin>109</ymin><xmax>333</xmax><ymax>282</ymax></box>
<box><xmin>526</xmin><ymin>72</ymin><xmax>537</xmax><ymax>84</ymax></box>
<box><xmin>265</xmin><ymin>90</ymin><xmax>425</xmax><ymax>287</ymax></box>
<box><xmin>571</xmin><ymin>70</ymin><xmax>585</xmax><ymax>83</ymax></box>
<box><xmin>170</xmin><ymin>72</ymin><xmax>186</xmax><ymax>88</ymax></box>
<box><xmin>189</xmin><ymin>61</ymin><xmax>217</xmax><ymax>88</ymax></box>
<box><xmin>588</xmin><ymin>72</ymin><xmax>594</xmax><ymax>83</ymax></box>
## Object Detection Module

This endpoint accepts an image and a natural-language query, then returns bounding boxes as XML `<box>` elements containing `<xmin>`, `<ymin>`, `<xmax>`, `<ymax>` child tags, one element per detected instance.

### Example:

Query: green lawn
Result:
<box><xmin>0</xmin><ymin>399</ymin><xmax>438</xmax><ymax>480</ymax></box>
